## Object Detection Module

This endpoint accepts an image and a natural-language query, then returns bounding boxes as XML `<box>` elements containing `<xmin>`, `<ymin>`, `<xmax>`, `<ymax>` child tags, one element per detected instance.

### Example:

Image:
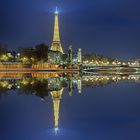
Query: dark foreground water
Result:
<box><xmin>0</xmin><ymin>74</ymin><xmax>140</xmax><ymax>140</ymax></box>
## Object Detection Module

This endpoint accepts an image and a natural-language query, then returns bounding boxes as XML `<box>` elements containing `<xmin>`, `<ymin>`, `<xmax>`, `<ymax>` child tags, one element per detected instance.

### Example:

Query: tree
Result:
<box><xmin>0</xmin><ymin>44</ymin><xmax>7</xmax><ymax>55</ymax></box>
<box><xmin>18</xmin><ymin>43</ymin><xmax>49</xmax><ymax>63</ymax></box>
<box><xmin>34</xmin><ymin>43</ymin><xmax>49</xmax><ymax>61</ymax></box>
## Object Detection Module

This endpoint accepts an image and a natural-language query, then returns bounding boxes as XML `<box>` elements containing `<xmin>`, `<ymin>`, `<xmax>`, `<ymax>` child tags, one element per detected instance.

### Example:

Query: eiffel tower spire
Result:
<box><xmin>51</xmin><ymin>7</ymin><xmax>64</xmax><ymax>53</ymax></box>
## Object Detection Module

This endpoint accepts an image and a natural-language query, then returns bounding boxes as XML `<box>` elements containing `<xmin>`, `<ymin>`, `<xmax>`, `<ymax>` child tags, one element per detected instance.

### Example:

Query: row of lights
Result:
<box><xmin>83</xmin><ymin>60</ymin><xmax>140</xmax><ymax>66</ymax></box>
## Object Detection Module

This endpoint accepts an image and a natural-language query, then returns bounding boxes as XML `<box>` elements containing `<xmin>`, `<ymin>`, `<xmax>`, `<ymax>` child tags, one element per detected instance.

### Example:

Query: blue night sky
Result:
<box><xmin>0</xmin><ymin>0</ymin><xmax>140</xmax><ymax>59</ymax></box>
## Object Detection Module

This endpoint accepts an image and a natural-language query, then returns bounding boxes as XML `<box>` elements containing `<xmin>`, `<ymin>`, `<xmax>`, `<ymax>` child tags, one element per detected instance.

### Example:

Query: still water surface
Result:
<box><xmin>0</xmin><ymin>73</ymin><xmax>140</xmax><ymax>140</ymax></box>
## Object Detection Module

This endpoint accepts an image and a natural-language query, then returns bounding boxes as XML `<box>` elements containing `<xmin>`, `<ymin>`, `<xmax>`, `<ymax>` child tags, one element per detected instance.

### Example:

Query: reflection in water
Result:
<box><xmin>0</xmin><ymin>72</ymin><xmax>140</xmax><ymax>132</ymax></box>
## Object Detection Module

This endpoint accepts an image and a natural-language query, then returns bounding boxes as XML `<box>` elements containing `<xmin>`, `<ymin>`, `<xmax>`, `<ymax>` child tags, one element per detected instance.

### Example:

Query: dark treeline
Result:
<box><xmin>18</xmin><ymin>43</ymin><xmax>49</xmax><ymax>63</ymax></box>
<box><xmin>0</xmin><ymin>43</ymin><xmax>49</xmax><ymax>63</ymax></box>
<box><xmin>0</xmin><ymin>43</ymin><xmax>139</xmax><ymax>64</ymax></box>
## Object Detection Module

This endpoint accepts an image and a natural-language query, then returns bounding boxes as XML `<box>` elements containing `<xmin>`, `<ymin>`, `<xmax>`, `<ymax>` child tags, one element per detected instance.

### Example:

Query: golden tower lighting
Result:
<box><xmin>50</xmin><ymin>7</ymin><xmax>64</xmax><ymax>53</ymax></box>
<box><xmin>50</xmin><ymin>88</ymin><xmax>64</xmax><ymax>132</ymax></box>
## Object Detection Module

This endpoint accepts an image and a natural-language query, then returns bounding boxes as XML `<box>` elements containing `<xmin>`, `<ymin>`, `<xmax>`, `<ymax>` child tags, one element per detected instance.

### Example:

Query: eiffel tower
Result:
<box><xmin>50</xmin><ymin>88</ymin><xmax>64</xmax><ymax>133</ymax></box>
<box><xmin>50</xmin><ymin>7</ymin><xmax>64</xmax><ymax>53</ymax></box>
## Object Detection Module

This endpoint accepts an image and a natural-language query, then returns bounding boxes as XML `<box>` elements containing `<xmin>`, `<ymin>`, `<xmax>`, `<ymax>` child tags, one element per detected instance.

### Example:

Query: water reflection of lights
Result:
<box><xmin>55</xmin><ymin>127</ymin><xmax>59</xmax><ymax>135</ymax></box>
<box><xmin>43</xmin><ymin>128</ymin><xmax>62</xmax><ymax>136</ymax></box>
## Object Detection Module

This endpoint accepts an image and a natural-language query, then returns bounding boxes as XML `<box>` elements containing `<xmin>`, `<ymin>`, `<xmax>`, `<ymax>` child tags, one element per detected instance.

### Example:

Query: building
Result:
<box><xmin>50</xmin><ymin>88</ymin><xmax>64</xmax><ymax>134</ymax></box>
<box><xmin>50</xmin><ymin>8</ymin><xmax>82</xmax><ymax>67</ymax></box>
<box><xmin>50</xmin><ymin>8</ymin><xmax>64</xmax><ymax>53</ymax></box>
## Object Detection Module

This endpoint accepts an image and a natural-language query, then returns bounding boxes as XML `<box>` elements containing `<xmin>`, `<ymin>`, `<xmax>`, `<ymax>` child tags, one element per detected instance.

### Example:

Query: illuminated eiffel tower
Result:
<box><xmin>50</xmin><ymin>88</ymin><xmax>64</xmax><ymax>133</ymax></box>
<box><xmin>50</xmin><ymin>7</ymin><xmax>64</xmax><ymax>53</ymax></box>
